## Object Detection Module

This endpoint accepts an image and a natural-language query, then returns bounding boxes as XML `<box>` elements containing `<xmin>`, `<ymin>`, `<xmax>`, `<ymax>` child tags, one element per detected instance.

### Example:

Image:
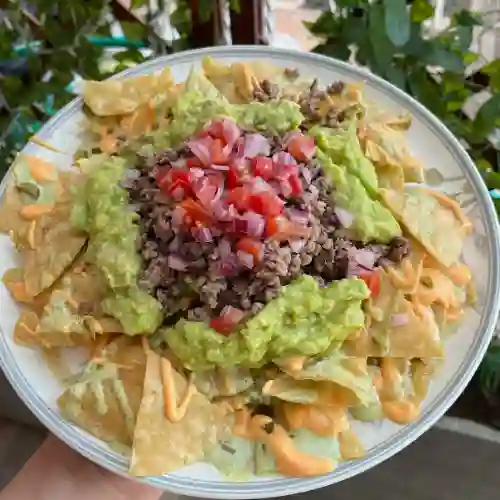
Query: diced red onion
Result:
<box><xmin>167</xmin><ymin>254</ymin><xmax>188</xmax><ymax>271</ymax></box>
<box><xmin>300</xmin><ymin>166</ymin><xmax>312</xmax><ymax>184</ymax></box>
<box><xmin>171</xmin><ymin>186</ymin><xmax>186</xmax><ymax>201</ymax></box>
<box><xmin>211</xmin><ymin>200</ymin><xmax>236</xmax><ymax>222</ymax></box>
<box><xmin>334</xmin><ymin>207</ymin><xmax>355</xmax><ymax>228</ymax></box>
<box><xmin>237</xmin><ymin>250</ymin><xmax>254</xmax><ymax>269</ymax></box>
<box><xmin>273</xmin><ymin>151</ymin><xmax>297</xmax><ymax>167</ymax></box>
<box><xmin>243</xmin><ymin>134</ymin><xmax>271</xmax><ymax>158</ymax></box>
<box><xmin>222</xmin><ymin>119</ymin><xmax>241</xmax><ymax>148</ymax></box>
<box><xmin>194</xmin><ymin>177</ymin><xmax>216</xmax><ymax>206</ymax></box>
<box><xmin>169</xmin><ymin>235</ymin><xmax>181</xmax><ymax>252</ymax></box>
<box><xmin>211</xmin><ymin>164</ymin><xmax>230</xmax><ymax>171</ymax></box>
<box><xmin>220</xmin><ymin>305</ymin><xmax>245</xmax><ymax>324</ymax></box>
<box><xmin>192</xmin><ymin>226</ymin><xmax>213</xmax><ymax>244</ymax></box>
<box><xmin>171</xmin><ymin>206</ymin><xmax>186</xmax><ymax>227</ymax></box>
<box><xmin>287</xmin><ymin>208</ymin><xmax>309</xmax><ymax>225</ymax></box>
<box><xmin>189</xmin><ymin>167</ymin><xmax>205</xmax><ymax>180</ymax></box>
<box><xmin>290</xmin><ymin>238</ymin><xmax>306</xmax><ymax>253</ymax></box>
<box><xmin>231</xmin><ymin>217</ymin><xmax>249</xmax><ymax>235</ymax></box>
<box><xmin>217</xmin><ymin>254</ymin><xmax>240</xmax><ymax>277</ymax></box>
<box><xmin>350</xmin><ymin>248</ymin><xmax>376</xmax><ymax>270</ymax></box>
<box><xmin>251</xmin><ymin>177</ymin><xmax>272</xmax><ymax>193</ymax></box>
<box><xmin>217</xmin><ymin>238</ymin><xmax>232</xmax><ymax>259</ymax></box>
<box><xmin>187</xmin><ymin>137</ymin><xmax>212</xmax><ymax>166</ymax></box>
<box><xmin>242</xmin><ymin>211</ymin><xmax>265</xmax><ymax>238</ymax></box>
<box><xmin>390</xmin><ymin>313</ymin><xmax>409</xmax><ymax>327</ymax></box>
<box><xmin>279</xmin><ymin>179</ymin><xmax>293</xmax><ymax>198</ymax></box>
<box><xmin>171</xmin><ymin>158</ymin><xmax>187</xmax><ymax>169</ymax></box>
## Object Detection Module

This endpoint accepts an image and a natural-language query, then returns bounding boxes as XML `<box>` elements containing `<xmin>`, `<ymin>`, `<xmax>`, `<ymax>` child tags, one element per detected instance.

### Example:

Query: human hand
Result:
<box><xmin>0</xmin><ymin>434</ymin><xmax>163</xmax><ymax>500</ymax></box>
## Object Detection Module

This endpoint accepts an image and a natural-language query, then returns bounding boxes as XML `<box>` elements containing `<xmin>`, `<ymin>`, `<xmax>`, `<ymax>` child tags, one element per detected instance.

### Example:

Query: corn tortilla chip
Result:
<box><xmin>129</xmin><ymin>348</ymin><xmax>228</xmax><ymax>476</ymax></box>
<box><xmin>83</xmin><ymin>67</ymin><xmax>173</xmax><ymax>116</ymax></box>
<box><xmin>380</xmin><ymin>186</ymin><xmax>468</xmax><ymax>269</ymax></box>
<box><xmin>58</xmin><ymin>336</ymin><xmax>146</xmax><ymax>447</ymax></box>
<box><xmin>23</xmin><ymin>202</ymin><xmax>87</xmax><ymax>297</ymax></box>
<box><xmin>35</xmin><ymin>259</ymin><xmax>123</xmax><ymax>348</ymax></box>
<box><xmin>348</xmin><ymin>272</ymin><xmax>443</xmax><ymax>358</ymax></box>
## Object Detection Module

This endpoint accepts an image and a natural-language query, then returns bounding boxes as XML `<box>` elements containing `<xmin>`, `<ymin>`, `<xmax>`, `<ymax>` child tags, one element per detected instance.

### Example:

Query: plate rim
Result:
<box><xmin>1</xmin><ymin>45</ymin><xmax>499</xmax><ymax>499</ymax></box>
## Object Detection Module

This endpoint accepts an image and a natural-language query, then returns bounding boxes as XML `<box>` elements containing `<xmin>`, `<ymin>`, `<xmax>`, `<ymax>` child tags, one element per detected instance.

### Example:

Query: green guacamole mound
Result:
<box><xmin>163</xmin><ymin>276</ymin><xmax>369</xmax><ymax>371</ymax></box>
<box><xmin>71</xmin><ymin>156</ymin><xmax>163</xmax><ymax>335</ymax></box>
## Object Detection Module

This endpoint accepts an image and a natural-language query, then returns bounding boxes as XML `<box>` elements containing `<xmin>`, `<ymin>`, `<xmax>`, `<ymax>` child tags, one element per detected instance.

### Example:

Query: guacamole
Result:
<box><xmin>164</xmin><ymin>276</ymin><xmax>369</xmax><ymax>371</ymax></box>
<box><xmin>71</xmin><ymin>156</ymin><xmax>162</xmax><ymax>335</ymax></box>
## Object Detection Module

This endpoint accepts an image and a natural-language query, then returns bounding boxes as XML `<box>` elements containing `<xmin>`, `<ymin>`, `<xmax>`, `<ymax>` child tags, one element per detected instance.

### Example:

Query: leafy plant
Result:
<box><xmin>307</xmin><ymin>0</ymin><xmax>500</xmax><ymax>202</ymax></box>
<box><xmin>0</xmin><ymin>0</ymin><xmax>227</xmax><ymax>174</ymax></box>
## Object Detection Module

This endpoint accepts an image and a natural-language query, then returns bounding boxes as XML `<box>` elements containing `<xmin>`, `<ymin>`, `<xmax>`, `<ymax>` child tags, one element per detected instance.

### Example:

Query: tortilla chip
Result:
<box><xmin>359</xmin><ymin>122</ymin><xmax>424</xmax><ymax>183</ymax></box>
<box><xmin>35</xmin><ymin>259</ymin><xmax>122</xmax><ymax>348</ymax></box>
<box><xmin>202</xmin><ymin>57</ymin><xmax>311</xmax><ymax>104</ymax></box>
<box><xmin>352</xmin><ymin>272</ymin><xmax>443</xmax><ymax>358</ymax></box>
<box><xmin>193</xmin><ymin>367</ymin><xmax>254</xmax><ymax>399</ymax></box>
<box><xmin>0</xmin><ymin>186</ymin><xmax>35</xmax><ymax>245</ymax></box>
<box><xmin>83</xmin><ymin>67</ymin><xmax>173</xmax><ymax>116</ymax></box>
<box><xmin>380</xmin><ymin>186</ymin><xmax>467</xmax><ymax>269</ymax></box>
<box><xmin>129</xmin><ymin>348</ymin><xmax>228</xmax><ymax>476</ymax></box>
<box><xmin>13</xmin><ymin>311</ymin><xmax>41</xmax><ymax>347</ymax></box>
<box><xmin>22</xmin><ymin>202</ymin><xmax>87</xmax><ymax>297</ymax></box>
<box><xmin>263</xmin><ymin>376</ymin><xmax>357</xmax><ymax>407</ymax></box>
<box><xmin>282</xmin><ymin>351</ymin><xmax>378</xmax><ymax>407</ymax></box>
<box><xmin>58</xmin><ymin>336</ymin><xmax>146</xmax><ymax>447</ymax></box>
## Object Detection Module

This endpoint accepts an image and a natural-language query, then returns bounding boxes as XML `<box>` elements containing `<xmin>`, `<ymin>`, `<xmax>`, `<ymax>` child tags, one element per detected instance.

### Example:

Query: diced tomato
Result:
<box><xmin>204</xmin><ymin>120</ymin><xmax>225</xmax><ymax>140</ymax></box>
<box><xmin>226</xmin><ymin>186</ymin><xmax>251</xmax><ymax>211</ymax></box>
<box><xmin>187</xmin><ymin>156</ymin><xmax>204</xmax><ymax>168</ymax></box>
<box><xmin>236</xmin><ymin>237</ymin><xmax>264</xmax><ymax>262</ymax></box>
<box><xmin>226</xmin><ymin>166</ymin><xmax>241</xmax><ymax>189</ymax></box>
<box><xmin>180</xmin><ymin>198</ymin><xmax>214</xmax><ymax>226</ymax></box>
<box><xmin>266</xmin><ymin>216</ymin><xmax>310</xmax><ymax>241</ymax></box>
<box><xmin>248</xmin><ymin>192</ymin><xmax>284</xmax><ymax>217</ymax></box>
<box><xmin>210</xmin><ymin>306</ymin><xmax>245</xmax><ymax>335</ymax></box>
<box><xmin>359</xmin><ymin>270</ymin><xmax>381</xmax><ymax>298</ymax></box>
<box><xmin>288</xmin><ymin>174</ymin><xmax>303</xmax><ymax>197</ymax></box>
<box><xmin>251</xmin><ymin>156</ymin><xmax>274</xmax><ymax>180</ymax></box>
<box><xmin>287</xmin><ymin>134</ymin><xmax>316</xmax><ymax>162</ymax></box>
<box><xmin>210</xmin><ymin>316</ymin><xmax>233</xmax><ymax>335</ymax></box>
<box><xmin>167</xmin><ymin>179</ymin><xmax>192</xmax><ymax>200</ymax></box>
<box><xmin>210</xmin><ymin>138</ymin><xmax>230</xmax><ymax>165</ymax></box>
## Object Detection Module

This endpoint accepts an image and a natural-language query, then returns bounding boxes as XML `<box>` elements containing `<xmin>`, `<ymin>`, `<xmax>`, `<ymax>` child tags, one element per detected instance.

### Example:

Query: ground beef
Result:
<box><xmin>128</xmin><ymin>127</ymin><xmax>408</xmax><ymax>326</ymax></box>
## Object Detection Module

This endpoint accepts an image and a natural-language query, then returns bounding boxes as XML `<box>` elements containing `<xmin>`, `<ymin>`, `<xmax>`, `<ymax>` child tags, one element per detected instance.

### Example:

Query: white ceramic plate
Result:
<box><xmin>1</xmin><ymin>47</ymin><xmax>499</xmax><ymax>499</ymax></box>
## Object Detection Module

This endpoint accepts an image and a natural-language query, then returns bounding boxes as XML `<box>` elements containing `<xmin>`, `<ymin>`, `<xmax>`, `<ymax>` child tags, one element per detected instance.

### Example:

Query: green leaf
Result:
<box><xmin>385</xmin><ymin>64</ymin><xmax>407</xmax><ymax>90</ymax></box>
<box><xmin>410</xmin><ymin>0</ymin><xmax>434</xmax><ymax>23</ymax></box>
<box><xmin>306</xmin><ymin>12</ymin><xmax>342</xmax><ymax>37</ymax></box>
<box><xmin>368</xmin><ymin>4</ymin><xmax>395</xmax><ymax>73</ymax></box>
<box><xmin>473</xmin><ymin>93</ymin><xmax>500</xmax><ymax>138</ymax></box>
<box><xmin>452</xmin><ymin>9</ymin><xmax>483</xmax><ymax>27</ymax></box>
<box><xmin>383</xmin><ymin>0</ymin><xmax>411</xmax><ymax>47</ymax></box>
<box><xmin>483</xmin><ymin>170</ymin><xmax>500</xmax><ymax>190</ymax></box>
<box><xmin>479</xmin><ymin>344</ymin><xmax>500</xmax><ymax>393</ymax></box>
<box><xmin>120</xmin><ymin>21</ymin><xmax>148</xmax><ymax>41</ymax></box>
<box><xmin>407</xmin><ymin>67</ymin><xmax>445</xmax><ymax>116</ymax></box>
<box><xmin>422</xmin><ymin>43</ymin><xmax>464</xmax><ymax>74</ymax></box>
<box><xmin>113</xmin><ymin>49</ymin><xmax>147</xmax><ymax>64</ymax></box>
<box><xmin>482</xmin><ymin>60</ymin><xmax>500</xmax><ymax>93</ymax></box>
<box><xmin>313</xmin><ymin>42</ymin><xmax>351</xmax><ymax>62</ymax></box>
<box><xmin>341</xmin><ymin>14</ymin><xmax>368</xmax><ymax>46</ymax></box>
<box><xmin>131</xmin><ymin>0</ymin><xmax>149</xmax><ymax>6</ymax></box>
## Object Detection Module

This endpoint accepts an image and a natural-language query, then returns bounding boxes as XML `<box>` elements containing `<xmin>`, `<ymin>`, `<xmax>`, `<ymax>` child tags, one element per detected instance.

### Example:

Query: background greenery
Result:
<box><xmin>1</xmin><ymin>0</ymin><xmax>500</xmax><ymax>405</ymax></box>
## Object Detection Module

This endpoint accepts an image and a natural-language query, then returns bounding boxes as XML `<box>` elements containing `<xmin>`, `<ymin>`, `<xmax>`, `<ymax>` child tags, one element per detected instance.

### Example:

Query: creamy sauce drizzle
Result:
<box><xmin>234</xmin><ymin>410</ymin><xmax>334</xmax><ymax>477</ymax></box>
<box><xmin>160</xmin><ymin>357</ymin><xmax>195</xmax><ymax>422</ymax></box>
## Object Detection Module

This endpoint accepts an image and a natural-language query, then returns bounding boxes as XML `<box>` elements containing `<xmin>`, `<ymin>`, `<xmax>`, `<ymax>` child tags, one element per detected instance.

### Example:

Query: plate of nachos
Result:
<box><xmin>0</xmin><ymin>46</ymin><xmax>499</xmax><ymax>498</ymax></box>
